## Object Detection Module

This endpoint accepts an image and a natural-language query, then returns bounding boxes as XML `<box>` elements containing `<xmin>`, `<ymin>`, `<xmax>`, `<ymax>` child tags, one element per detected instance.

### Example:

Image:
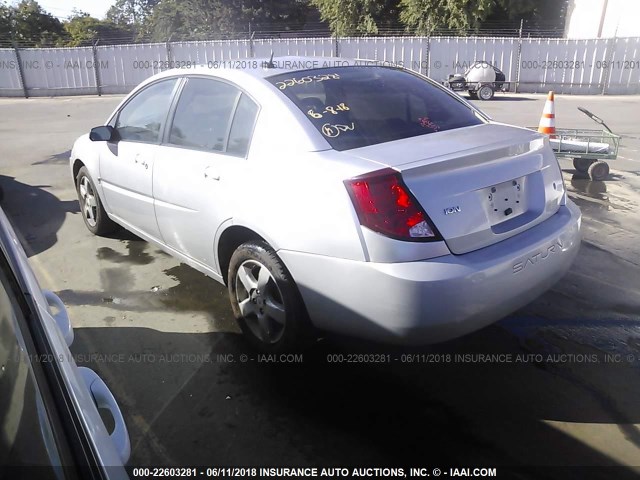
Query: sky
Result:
<box><xmin>14</xmin><ymin>0</ymin><xmax>118</xmax><ymax>20</ymax></box>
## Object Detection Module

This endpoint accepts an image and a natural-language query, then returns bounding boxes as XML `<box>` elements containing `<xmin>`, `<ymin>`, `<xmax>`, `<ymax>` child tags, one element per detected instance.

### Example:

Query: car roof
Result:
<box><xmin>116</xmin><ymin>56</ymin><xmax>362</xmax><ymax>153</ymax></box>
<box><xmin>144</xmin><ymin>55</ymin><xmax>397</xmax><ymax>84</ymax></box>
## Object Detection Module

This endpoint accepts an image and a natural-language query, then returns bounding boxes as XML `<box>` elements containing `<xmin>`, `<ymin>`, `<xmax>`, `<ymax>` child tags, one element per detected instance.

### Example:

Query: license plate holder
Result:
<box><xmin>484</xmin><ymin>177</ymin><xmax>527</xmax><ymax>225</ymax></box>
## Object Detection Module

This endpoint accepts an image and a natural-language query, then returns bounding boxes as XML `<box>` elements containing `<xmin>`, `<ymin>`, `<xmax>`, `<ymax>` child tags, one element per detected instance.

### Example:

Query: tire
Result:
<box><xmin>573</xmin><ymin>158</ymin><xmax>595</xmax><ymax>173</ymax></box>
<box><xmin>477</xmin><ymin>85</ymin><xmax>495</xmax><ymax>100</ymax></box>
<box><xmin>586</xmin><ymin>180</ymin><xmax>607</xmax><ymax>196</ymax></box>
<box><xmin>588</xmin><ymin>160</ymin><xmax>610</xmax><ymax>181</ymax></box>
<box><xmin>228</xmin><ymin>240</ymin><xmax>314</xmax><ymax>352</ymax></box>
<box><xmin>75</xmin><ymin>166</ymin><xmax>117</xmax><ymax>235</ymax></box>
<box><xmin>468</xmin><ymin>91</ymin><xmax>478</xmax><ymax>100</ymax></box>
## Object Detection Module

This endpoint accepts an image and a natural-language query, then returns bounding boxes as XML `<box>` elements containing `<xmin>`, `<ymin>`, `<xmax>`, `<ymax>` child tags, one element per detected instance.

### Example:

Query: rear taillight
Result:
<box><xmin>344</xmin><ymin>168</ymin><xmax>441</xmax><ymax>242</ymax></box>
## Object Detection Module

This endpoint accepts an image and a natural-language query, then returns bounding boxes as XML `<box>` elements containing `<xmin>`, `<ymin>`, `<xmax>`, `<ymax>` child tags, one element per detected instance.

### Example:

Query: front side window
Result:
<box><xmin>169</xmin><ymin>78</ymin><xmax>240</xmax><ymax>152</ymax></box>
<box><xmin>268</xmin><ymin>67</ymin><xmax>484</xmax><ymax>151</ymax></box>
<box><xmin>115</xmin><ymin>78</ymin><xmax>178</xmax><ymax>143</ymax></box>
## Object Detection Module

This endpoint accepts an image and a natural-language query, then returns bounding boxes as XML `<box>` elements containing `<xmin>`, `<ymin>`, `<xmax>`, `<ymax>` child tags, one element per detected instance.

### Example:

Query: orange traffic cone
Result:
<box><xmin>538</xmin><ymin>91</ymin><xmax>556</xmax><ymax>135</ymax></box>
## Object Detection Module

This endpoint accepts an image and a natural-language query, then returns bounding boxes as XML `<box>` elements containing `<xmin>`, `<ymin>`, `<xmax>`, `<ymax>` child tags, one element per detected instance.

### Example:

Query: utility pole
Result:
<box><xmin>597</xmin><ymin>0</ymin><xmax>609</xmax><ymax>38</ymax></box>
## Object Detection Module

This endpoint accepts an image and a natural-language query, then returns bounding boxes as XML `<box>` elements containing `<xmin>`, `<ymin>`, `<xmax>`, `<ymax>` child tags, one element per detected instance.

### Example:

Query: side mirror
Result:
<box><xmin>89</xmin><ymin>125</ymin><xmax>118</xmax><ymax>142</ymax></box>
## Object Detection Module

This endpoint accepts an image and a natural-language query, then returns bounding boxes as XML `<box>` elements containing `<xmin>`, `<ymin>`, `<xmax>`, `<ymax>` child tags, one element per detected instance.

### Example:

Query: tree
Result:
<box><xmin>106</xmin><ymin>0</ymin><xmax>159</xmax><ymax>25</ymax></box>
<box><xmin>105</xmin><ymin>0</ymin><xmax>159</xmax><ymax>39</ymax></box>
<box><xmin>240</xmin><ymin>0</ymin><xmax>311</xmax><ymax>33</ymax></box>
<box><xmin>310</xmin><ymin>0</ymin><xmax>397</xmax><ymax>36</ymax></box>
<box><xmin>399</xmin><ymin>0</ymin><xmax>569</xmax><ymax>35</ymax></box>
<box><xmin>375</xmin><ymin>0</ymin><xmax>402</xmax><ymax>32</ymax></box>
<box><xmin>490</xmin><ymin>0</ymin><xmax>569</xmax><ymax>33</ymax></box>
<box><xmin>147</xmin><ymin>0</ymin><xmax>196</xmax><ymax>40</ymax></box>
<box><xmin>1</xmin><ymin>0</ymin><xmax>64</xmax><ymax>46</ymax></box>
<box><xmin>399</xmin><ymin>0</ymin><xmax>495</xmax><ymax>34</ymax></box>
<box><xmin>147</xmin><ymin>0</ymin><xmax>310</xmax><ymax>41</ymax></box>
<box><xmin>64</xmin><ymin>10</ymin><xmax>136</xmax><ymax>46</ymax></box>
<box><xmin>0</xmin><ymin>4</ymin><xmax>13</xmax><ymax>42</ymax></box>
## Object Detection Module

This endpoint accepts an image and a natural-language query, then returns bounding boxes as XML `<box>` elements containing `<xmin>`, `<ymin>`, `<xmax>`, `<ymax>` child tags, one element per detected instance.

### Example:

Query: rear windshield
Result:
<box><xmin>268</xmin><ymin>66</ymin><xmax>484</xmax><ymax>151</ymax></box>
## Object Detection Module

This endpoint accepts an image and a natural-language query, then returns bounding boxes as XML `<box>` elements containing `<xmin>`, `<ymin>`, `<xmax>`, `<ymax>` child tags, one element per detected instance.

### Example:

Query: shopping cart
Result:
<box><xmin>531</xmin><ymin>107</ymin><xmax>621</xmax><ymax>181</ymax></box>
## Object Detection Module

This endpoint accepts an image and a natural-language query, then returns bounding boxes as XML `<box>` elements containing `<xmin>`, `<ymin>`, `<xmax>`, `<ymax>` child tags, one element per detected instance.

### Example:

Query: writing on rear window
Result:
<box><xmin>307</xmin><ymin>102</ymin><xmax>350</xmax><ymax>119</ymax></box>
<box><xmin>321</xmin><ymin>122</ymin><xmax>356</xmax><ymax>138</ymax></box>
<box><xmin>419</xmin><ymin>116</ymin><xmax>440</xmax><ymax>131</ymax></box>
<box><xmin>274</xmin><ymin>73</ymin><xmax>341</xmax><ymax>90</ymax></box>
<box><xmin>268</xmin><ymin>66</ymin><xmax>483</xmax><ymax>151</ymax></box>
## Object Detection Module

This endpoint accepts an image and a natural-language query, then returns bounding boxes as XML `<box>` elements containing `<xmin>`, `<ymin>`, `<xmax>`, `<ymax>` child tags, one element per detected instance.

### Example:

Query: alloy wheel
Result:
<box><xmin>234</xmin><ymin>259</ymin><xmax>286</xmax><ymax>344</ymax></box>
<box><xmin>79</xmin><ymin>176</ymin><xmax>98</xmax><ymax>227</ymax></box>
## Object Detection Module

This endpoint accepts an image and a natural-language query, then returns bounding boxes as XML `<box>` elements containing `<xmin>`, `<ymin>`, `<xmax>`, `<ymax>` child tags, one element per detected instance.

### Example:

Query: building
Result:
<box><xmin>565</xmin><ymin>0</ymin><xmax>640</xmax><ymax>38</ymax></box>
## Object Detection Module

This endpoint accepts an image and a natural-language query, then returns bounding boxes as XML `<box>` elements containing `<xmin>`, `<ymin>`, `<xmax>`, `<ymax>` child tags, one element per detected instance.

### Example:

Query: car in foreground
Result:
<box><xmin>70</xmin><ymin>56</ymin><xmax>581</xmax><ymax>351</ymax></box>
<box><xmin>0</xmin><ymin>207</ymin><xmax>130</xmax><ymax>478</ymax></box>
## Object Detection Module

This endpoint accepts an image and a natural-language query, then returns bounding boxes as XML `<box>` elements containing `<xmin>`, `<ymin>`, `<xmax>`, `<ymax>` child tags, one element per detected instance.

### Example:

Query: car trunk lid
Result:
<box><xmin>348</xmin><ymin>123</ymin><xmax>565</xmax><ymax>254</ymax></box>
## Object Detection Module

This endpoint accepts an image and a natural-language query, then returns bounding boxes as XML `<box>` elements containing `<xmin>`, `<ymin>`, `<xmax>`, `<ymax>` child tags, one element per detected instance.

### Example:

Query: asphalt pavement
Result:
<box><xmin>1</xmin><ymin>92</ymin><xmax>639</xmax><ymax>478</ymax></box>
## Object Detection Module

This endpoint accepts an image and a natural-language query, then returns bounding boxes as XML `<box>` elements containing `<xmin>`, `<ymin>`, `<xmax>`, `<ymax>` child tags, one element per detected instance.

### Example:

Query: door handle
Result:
<box><xmin>204</xmin><ymin>167</ymin><xmax>220</xmax><ymax>181</ymax></box>
<box><xmin>79</xmin><ymin>367</ymin><xmax>131</xmax><ymax>464</ymax></box>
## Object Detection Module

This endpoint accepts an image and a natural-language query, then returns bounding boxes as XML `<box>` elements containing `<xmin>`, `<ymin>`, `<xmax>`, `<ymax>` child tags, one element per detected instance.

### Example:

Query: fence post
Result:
<box><xmin>92</xmin><ymin>40</ymin><xmax>102</xmax><ymax>96</ymax></box>
<box><xmin>166</xmin><ymin>38</ymin><xmax>173</xmax><ymax>63</ymax></box>
<box><xmin>514</xmin><ymin>19</ymin><xmax>523</xmax><ymax>93</ymax></box>
<box><xmin>424</xmin><ymin>20</ymin><xmax>431</xmax><ymax>77</ymax></box>
<box><xmin>424</xmin><ymin>31</ymin><xmax>431</xmax><ymax>77</ymax></box>
<box><xmin>601</xmin><ymin>36</ymin><xmax>617</xmax><ymax>95</ymax></box>
<box><xmin>12</xmin><ymin>43</ymin><xmax>28</xmax><ymax>98</ymax></box>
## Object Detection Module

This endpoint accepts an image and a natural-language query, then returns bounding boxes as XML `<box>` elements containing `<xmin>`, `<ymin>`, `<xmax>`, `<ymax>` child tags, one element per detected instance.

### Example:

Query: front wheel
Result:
<box><xmin>228</xmin><ymin>240</ymin><xmax>313</xmax><ymax>352</ymax></box>
<box><xmin>76</xmin><ymin>166</ymin><xmax>117</xmax><ymax>235</ymax></box>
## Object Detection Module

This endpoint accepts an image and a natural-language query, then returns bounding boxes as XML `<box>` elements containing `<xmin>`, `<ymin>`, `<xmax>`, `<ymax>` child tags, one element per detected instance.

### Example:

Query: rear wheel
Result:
<box><xmin>228</xmin><ymin>240</ymin><xmax>313</xmax><ymax>352</ymax></box>
<box><xmin>573</xmin><ymin>158</ymin><xmax>595</xmax><ymax>173</ymax></box>
<box><xmin>477</xmin><ymin>85</ymin><xmax>495</xmax><ymax>100</ymax></box>
<box><xmin>588</xmin><ymin>160</ymin><xmax>610</xmax><ymax>181</ymax></box>
<box><xmin>76</xmin><ymin>166</ymin><xmax>117</xmax><ymax>235</ymax></box>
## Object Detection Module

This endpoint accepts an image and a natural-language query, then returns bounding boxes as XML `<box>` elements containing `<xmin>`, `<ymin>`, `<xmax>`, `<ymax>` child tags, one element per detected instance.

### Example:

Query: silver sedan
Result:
<box><xmin>70</xmin><ymin>57</ymin><xmax>581</xmax><ymax>351</ymax></box>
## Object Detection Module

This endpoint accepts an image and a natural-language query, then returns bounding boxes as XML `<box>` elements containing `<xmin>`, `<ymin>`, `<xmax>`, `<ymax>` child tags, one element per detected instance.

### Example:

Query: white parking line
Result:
<box><xmin>618</xmin><ymin>155</ymin><xmax>640</xmax><ymax>163</ymax></box>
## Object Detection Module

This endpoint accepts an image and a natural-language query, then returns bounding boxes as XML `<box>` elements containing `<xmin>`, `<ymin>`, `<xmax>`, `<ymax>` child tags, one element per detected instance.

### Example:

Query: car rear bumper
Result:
<box><xmin>279</xmin><ymin>200</ymin><xmax>581</xmax><ymax>344</ymax></box>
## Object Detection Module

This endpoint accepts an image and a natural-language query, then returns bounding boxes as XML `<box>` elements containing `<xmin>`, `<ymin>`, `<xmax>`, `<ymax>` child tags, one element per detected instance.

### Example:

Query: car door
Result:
<box><xmin>99</xmin><ymin>78</ymin><xmax>180</xmax><ymax>241</ymax></box>
<box><xmin>0</xmin><ymin>209</ymin><xmax>129</xmax><ymax>479</ymax></box>
<box><xmin>153</xmin><ymin>76</ymin><xmax>259</xmax><ymax>273</ymax></box>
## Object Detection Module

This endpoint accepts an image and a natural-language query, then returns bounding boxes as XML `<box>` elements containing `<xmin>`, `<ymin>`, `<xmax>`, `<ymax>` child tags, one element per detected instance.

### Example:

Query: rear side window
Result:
<box><xmin>268</xmin><ymin>67</ymin><xmax>483</xmax><ymax>151</ymax></box>
<box><xmin>169</xmin><ymin>77</ymin><xmax>240</xmax><ymax>152</ymax></box>
<box><xmin>227</xmin><ymin>93</ymin><xmax>259</xmax><ymax>157</ymax></box>
<box><xmin>115</xmin><ymin>79</ymin><xmax>178</xmax><ymax>143</ymax></box>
